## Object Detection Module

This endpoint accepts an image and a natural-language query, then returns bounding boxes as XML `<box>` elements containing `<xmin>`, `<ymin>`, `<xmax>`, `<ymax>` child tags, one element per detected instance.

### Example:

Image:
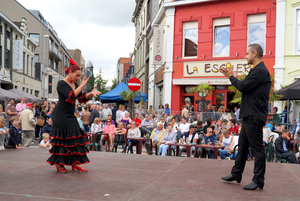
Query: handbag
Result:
<box><xmin>36</xmin><ymin>112</ymin><xmax>45</xmax><ymax>127</ymax></box>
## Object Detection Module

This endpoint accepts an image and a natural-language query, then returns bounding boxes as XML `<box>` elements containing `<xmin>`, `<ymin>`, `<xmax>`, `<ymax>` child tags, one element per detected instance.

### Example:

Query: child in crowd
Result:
<box><xmin>0</xmin><ymin>117</ymin><xmax>8</xmax><ymax>150</ymax></box>
<box><xmin>39</xmin><ymin>133</ymin><xmax>52</xmax><ymax>148</ymax></box>
<box><xmin>74</xmin><ymin>111</ymin><xmax>83</xmax><ymax>129</ymax></box>
<box><xmin>7</xmin><ymin>116</ymin><xmax>22</xmax><ymax>149</ymax></box>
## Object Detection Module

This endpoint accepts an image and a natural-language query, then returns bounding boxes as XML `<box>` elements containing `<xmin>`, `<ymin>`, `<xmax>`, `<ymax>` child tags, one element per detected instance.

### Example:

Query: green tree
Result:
<box><xmin>229</xmin><ymin>72</ymin><xmax>282</xmax><ymax>105</ymax></box>
<box><xmin>110</xmin><ymin>77</ymin><xmax>118</xmax><ymax>91</ymax></box>
<box><xmin>94</xmin><ymin>68</ymin><xmax>108</xmax><ymax>100</ymax></box>
<box><xmin>187</xmin><ymin>83</ymin><xmax>215</xmax><ymax>112</ymax></box>
<box><xmin>119</xmin><ymin>90</ymin><xmax>144</xmax><ymax>116</ymax></box>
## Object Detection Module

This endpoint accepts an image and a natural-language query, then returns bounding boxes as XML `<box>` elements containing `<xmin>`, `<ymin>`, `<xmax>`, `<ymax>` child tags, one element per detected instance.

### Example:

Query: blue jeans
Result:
<box><xmin>177</xmin><ymin>131</ymin><xmax>188</xmax><ymax>141</ymax></box>
<box><xmin>197</xmin><ymin>148</ymin><xmax>214</xmax><ymax>158</ymax></box>
<box><xmin>159</xmin><ymin>144</ymin><xmax>175</xmax><ymax>156</ymax></box>
<box><xmin>5</xmin><ymin>121</ymin><xmax>10</xmax><ymax>128</ymax></box>
<box><xmin>124</xmin><ymin>139</ymin><xmax>136</xmax><ymax>154</ymax></box>
<box><xmin>219</xmin><ymin>149</ymin><xmax>231</xmax><ymax>159</ymax></box>
<box><xmin>83</xmin><ymin>124</ymin><xmax>90</xmax><ymax>132</ymax></box>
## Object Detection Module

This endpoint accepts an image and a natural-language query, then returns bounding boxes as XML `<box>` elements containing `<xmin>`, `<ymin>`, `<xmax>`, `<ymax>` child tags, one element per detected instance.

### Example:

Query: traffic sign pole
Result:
<box><xmin>127</xmin><ymin>78</ymin><xmax>141</xmax><ymax>117</ymax></box>
<box><xmin>132</xmin><ymin>91</ymin><xmax>135</xmax><ymax>117</ymax></box>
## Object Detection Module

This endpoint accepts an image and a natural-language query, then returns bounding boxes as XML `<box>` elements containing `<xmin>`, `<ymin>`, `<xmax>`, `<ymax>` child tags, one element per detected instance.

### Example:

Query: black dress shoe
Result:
<box><xmin>221</xmin><ymin>174</ymin><xmax>241</xmax><ymax>183</ymax></box>
<box><xmin>243</xmin><ymin>182</ymin><xmax>264</xmax><ymax>190</ymax></box>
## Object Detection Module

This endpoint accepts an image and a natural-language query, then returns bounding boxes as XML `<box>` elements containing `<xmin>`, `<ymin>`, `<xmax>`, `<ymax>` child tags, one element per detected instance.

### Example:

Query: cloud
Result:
<box><xmin>220</xmin><ymin>45</ymin><xmax>229</xmax><ymax>55</ymax></box>
<box><xmin>215</xmin><ymin>42</ymin><xmax>223</xmax><ymax>54</ymax></box>
<box><xmin>17</xmin><ymin>0</ymin><xmax>136</xmax><ymax>86</ymax></box>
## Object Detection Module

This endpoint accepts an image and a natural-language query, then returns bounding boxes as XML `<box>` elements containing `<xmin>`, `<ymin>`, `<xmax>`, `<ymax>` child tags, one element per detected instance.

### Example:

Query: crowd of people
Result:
<box><xmin>0</xmin><ymin>97</ymin><xmax>299</xmax><ymax>164</ymax></box>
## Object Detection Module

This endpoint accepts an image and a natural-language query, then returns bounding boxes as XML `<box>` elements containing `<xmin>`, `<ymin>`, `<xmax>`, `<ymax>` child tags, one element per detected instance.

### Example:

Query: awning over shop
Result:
<box><xmin>8</xmin><ymin>89</ymin><xmax>42</xmax><ymax>102</ymax></box>
<box><xmin>172</xmin><ymin>78</ymin><xmax>231</xmax><ymax>85</ymax></box>
<box><xmin>0</xmin><ymin>88</ymin><xmax>23</xmax><ymax>102</ymax></box>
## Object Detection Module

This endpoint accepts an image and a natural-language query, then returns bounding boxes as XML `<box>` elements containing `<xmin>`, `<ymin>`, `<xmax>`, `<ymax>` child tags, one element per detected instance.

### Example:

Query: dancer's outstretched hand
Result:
<box><xmin>91</xmin><ymin>86</ymin><xmax>102</xmax><ymax>97</ymax></box>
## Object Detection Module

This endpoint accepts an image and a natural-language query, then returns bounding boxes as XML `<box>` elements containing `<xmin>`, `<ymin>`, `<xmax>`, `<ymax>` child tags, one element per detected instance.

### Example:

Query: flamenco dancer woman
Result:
<box><xmin>47</xmin><ymin>59</ymin><xmax>101</xmax><ymax>173</ymax></box>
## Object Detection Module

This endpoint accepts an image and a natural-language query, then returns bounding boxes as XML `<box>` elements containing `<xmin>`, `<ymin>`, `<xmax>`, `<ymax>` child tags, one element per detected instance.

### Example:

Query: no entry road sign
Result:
<box><xmin>128</xmin><ymin>78</ymin><xmax>141</xmax><ymax>92</ymax></box>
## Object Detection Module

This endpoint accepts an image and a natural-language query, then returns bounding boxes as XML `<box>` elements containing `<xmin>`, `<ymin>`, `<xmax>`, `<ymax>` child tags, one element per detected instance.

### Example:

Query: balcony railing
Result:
<box><xmin>49</xmin><ymin>45</ymin><xmax>62</xmax><ymax>60</ymax></box>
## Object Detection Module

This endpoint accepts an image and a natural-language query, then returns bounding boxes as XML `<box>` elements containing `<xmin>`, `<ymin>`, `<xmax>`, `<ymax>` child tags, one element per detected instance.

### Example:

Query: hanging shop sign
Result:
<box><xmin>153</xmin><ymin>27</ymin><xmax>163</xmax><ymax>65</ymax></box>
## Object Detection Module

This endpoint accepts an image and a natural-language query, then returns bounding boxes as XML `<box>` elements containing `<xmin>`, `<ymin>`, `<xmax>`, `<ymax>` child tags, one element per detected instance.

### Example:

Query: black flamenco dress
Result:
<box><xmin>47</xmin><ymin>80</ymin><xmax>90</xmax><ymax>166</ymax></box>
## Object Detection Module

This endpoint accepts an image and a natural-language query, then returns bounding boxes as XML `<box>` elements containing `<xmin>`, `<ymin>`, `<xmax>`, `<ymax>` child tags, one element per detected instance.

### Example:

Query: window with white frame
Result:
<box><xmin>183</xmin><ymin>21</ymin><xmax>198</xmax><ymax>58</ymax></box>
<box><xmin>247</xmin><ymin>14</ymin><xmax>266</xmax><ymax>53</ymax></box>
<box><xmin>296</xmin><ymin>9</ymin><xmax>300</xmax><ymax>53</ymax></box>
<box><xmin>213</xmin><ymin>18</ymin><xmax>230</xmax><ymax>57</ymax></box>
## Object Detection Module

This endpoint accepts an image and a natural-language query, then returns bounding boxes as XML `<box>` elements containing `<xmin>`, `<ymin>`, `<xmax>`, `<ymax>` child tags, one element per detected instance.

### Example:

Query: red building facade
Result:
<box><xmin>171</xmin><ymin>0</ymin><xmax>276</xmax><ymax>112</ymax></box>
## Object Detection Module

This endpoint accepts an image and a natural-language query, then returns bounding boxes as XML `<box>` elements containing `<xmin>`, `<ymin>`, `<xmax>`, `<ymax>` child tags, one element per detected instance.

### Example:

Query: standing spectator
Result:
<box><xmin>116</xmin><ymin>105</ymin><xmax>122</xmax><ymax>123</ymax></box>
<box><xmin>281</xmin><ymin>106</ymin><xmax>288</xmax><ymax>124</ymax></box>
<box><xmin>97</xmin><ymin>106</ymin><xmax>103</xmax><ymax>120</ymax></box>
<box><xmin>16</xmin><ymin>97</ymin><xmax>27</xmax><ymax>117</ymax></box>
<box><xmin>145</xmin><ymin>122</ymin><xmax>166</xmax><ymax>155</ymax></box>
<box><xmin>177</xmin><ymin>117</ymin><xmax>191</xmax><ymax>140</ymax></box>
<box><xmin>186</xmin><ymin>112</ymin><xmax>193</xmax><ymax>124</ymax></box>
<box><xmin>5</xmin><ymin>98</ymin><xmax>17</xmax><ymax>128</ymax></box>
<box><xmin>19</xmin><ymin>103</ymin><xmax>36</xmax><ymax>147</ymax></box>
<box><xmin>75</xmin><ymin>111</ymin><xmax>83</xmax><ymax>129</ymax></box>
<box><xmin>89</xmin><ymin>105</ymin><xmax>100</xmax><ymax>126</ymax></box>
<box><xmin>158</xmin><ymin>105</ymin><xmax>164</xmax><ymax>119</ymax></box>
<box><xmin>77</xmin><ymin>106</ymin><xmax>83</xmax><ymax>118</ymax></box>
<box><xmin>120</xmin><ymin>105</ymin><xmax>127</xmax><ymax>118</ymax></box>
<box><xmin>7</xmin><ymin>116</ymin><xmax>22</xmax><ymax>149</ymax></box>
<box><xmin>159</xmin><ymin>123</ymin><xmax>176</xmax><ymax>156</ymax></box>
<box><xmin>185</xmin><ymin>100</ymin><xmax>194</xmax><ymax>114</ymax></box>
<box><xmin>275</xmin><ymin>130</ymin><xmax>297</xmax><ymax>163</ymax></box>
<box><xmin>102</xmin><ymin>104</ymin><xmax>112</xmax><ymax>123</ymax></box>
<box><xmin>47</xmin><ymin>105</ymin><xmax>54</xmax><ymax>118</ymax></box>
<box><xmin>272</xmin><ymin>106</ymin><xmax>278</xmax><ymax>114</ymax></box>
<box><xmin>164</xmin><ymin>103</ymin><xmax>170</xmax><ymax>116</ymax></box>
<box><xmin>220</xmin><ymin>108</ymin><xmax>232</xmax><ymax>122</ymax></box>
<box><xmin>235</xmin><ymin>107</ymin><xmax>241</xmax><ymax>125</ymax></box>
<box><xmin>216</xmin><ymin>106</ymin><xmax>225</xmax><ymax>121</ymax></box>
<box><xmin>141</xmin><ymin>115</ymin><xmax>154</xmax><ymax>137</ymax></box>
<box><xmin>181</xmin><ymin>105</ymin><xmax>188</xmax><ymax>118</ymax></box>
<box><xmin>35</xmin><ymin>105</ymin><xmax>49</xmax><ymax>140</ymax></box>
<box><xmin>82</xmin><ymin>106</ymin><xmax>91</xmax><ymax>132</ymax></box>
<box><xmin>34</xmin><ymin>103</ymin><xmax>40</xmax><ymax>120</ymax></box>
<box><xmin>117</xmin><ymin>111</ymin><xmax>132</xmax><ymax>129</ymax></box>
<box><xmin>291</xmin><ymin>112</ymin><xmax>300</xmax><ymax>140</ymax></box>
<box><xmin>0</xmin><ymin>104</ymin><xmax>7</xmax><ymax>119</ymax></box>
<box><xmin>137</xmin><ymin>105</ymin><xmax>145</xmax><ymax>117</ymax></box>
<box><xmin>111</xmin><ymin>104</ymin><xmax>118</xmax><ymax>126</ymax></box>
<box><xmin>147</xmin><ymin>105</ymin><xmax>155</xmax><ymax>115</ymax></box>
<box><xmin>0</xmin><ymin>117</ymin><xmax>8</xmax><ymax>150</ymax></box>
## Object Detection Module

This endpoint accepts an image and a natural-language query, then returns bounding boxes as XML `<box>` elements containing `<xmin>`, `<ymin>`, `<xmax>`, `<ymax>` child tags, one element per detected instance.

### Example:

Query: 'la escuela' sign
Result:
<box><xmin>183</xmin><ymin>59</ymin><xmax>252</xmax><ymax>77</ymax></box>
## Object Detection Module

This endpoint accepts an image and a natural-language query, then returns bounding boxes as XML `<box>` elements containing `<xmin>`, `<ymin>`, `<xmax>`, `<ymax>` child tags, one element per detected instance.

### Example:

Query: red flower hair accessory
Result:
<box><xmin>69</xmin><ymin>59</ymin><xmax>77</xmax><ymax>66</ymax></box>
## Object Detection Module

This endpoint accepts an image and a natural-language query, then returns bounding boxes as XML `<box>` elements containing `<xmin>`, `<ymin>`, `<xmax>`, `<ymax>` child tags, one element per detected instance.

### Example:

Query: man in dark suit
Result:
<box><xmin>275</xmin><ymin>130</ymin><xmax>297</xmax><ymax>164</ymax></box>
<box><xmin>89</xmin><ymin>105</ymin><xmax>100</xmax><ymax>125</ymax></box>
<box><xmin>220</xmin><ymin>44</ymin><xmax>271</xmax><ymax>190</ymax></box>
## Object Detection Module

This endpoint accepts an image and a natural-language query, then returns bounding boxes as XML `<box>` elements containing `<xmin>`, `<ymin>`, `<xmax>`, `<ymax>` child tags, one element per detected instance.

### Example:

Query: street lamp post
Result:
<box><xmin>43</xmin><ymin>35</ymin><xmax>49</xmax><ymax>100</ymax></box>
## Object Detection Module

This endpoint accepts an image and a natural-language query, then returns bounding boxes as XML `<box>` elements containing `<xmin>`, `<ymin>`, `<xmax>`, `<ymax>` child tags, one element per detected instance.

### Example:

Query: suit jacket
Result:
<box><xmin>19</xmin><ymin>109</ymin><xmax>36</xmax><ymax>131</ymax></box>
<box><xmin>230</xmin><ymin>61</ymin><xmax>271</xmax><ymax>123</ymax></box>
<box><xmin>150</xmin><ymin>128</ymin><xmax>166</xmax><ymax>143</ymax></box>
<box><xmin>89</xmin><ymin>109</ymin><xmax>100</xmax><ymax>125</ymax></box>
<box><xmin>275</xmin><ymin>136</ymin><xmax>291</xmax><ymax>158</ymax></box>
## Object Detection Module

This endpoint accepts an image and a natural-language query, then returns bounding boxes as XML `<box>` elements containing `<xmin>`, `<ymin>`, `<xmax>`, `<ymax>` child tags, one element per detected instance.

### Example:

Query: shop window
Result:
<box><xmin>184</xmin><ymin>86</ymin><xmax>194</xmax><ymax>94</ymax></box>
<box><xmin>183</xmin><ymin>21</ymin><xmax>198</xmax><ymax>58</ymax></box>
<box><xmin>247</xmin><ymin>14</ymin><xmax>266</xmax><ymax>53</ymax></box>
<box><xmin>213</xmin><ymin>18</ymin><xmax>230</xmax><ymax>57</ymax></box>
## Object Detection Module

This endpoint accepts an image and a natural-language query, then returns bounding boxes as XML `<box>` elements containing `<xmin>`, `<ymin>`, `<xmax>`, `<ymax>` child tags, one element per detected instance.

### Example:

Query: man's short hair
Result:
<box><xmin>189</xmin><ymin>124</ymin><xmax>195</xmax><ymax>129</ymax></box>
<box><xmin>230</xmin><ymin>118</ymin><xmax>237</xmax><ymax>125</ymax></box>
<box><xmin>157</xmin><ymin>122</ymin><xmax>163</xmax><ymax>127</ymax></box>
<box><xmin>197</xmin><ymin>120</ymin><xmax>203</xmax><ymax>126</ymax></box>
<box><xmin>135</xmin><ymin>113</ymin><xmax>139</xmax><ymax>116</ymax></box>
<box><xmin>181</xmin><ymin>116</ymin><xmax>186</xmax><ymax>120</ymax></box>
<box><xmin>145</xmin><ymin>114</ymin><xmax>149</xmax><ymax>117</ymax></box>
<box><xmin>222</xmin><ymin>119</ymin><xmax>228</xmax><ymax>123</ymax></box>
<box><xmin>9</xmin><ymin>98</ymin><xmax>15</xmax><ymax>102</ymax></box>
<box><xmin>282</xmin><ymin>129</ymin><xmax>290</xmax><ymax>134</ymax></box>
<box><xmin>10</xmin><ymin>116</ymin><xmax>19</xmax><ymax>123</ymax></box>
<box><xmin>249</xmin><ymin>43</ymin><xmax>263</xmax><ymax>58</ymax></box>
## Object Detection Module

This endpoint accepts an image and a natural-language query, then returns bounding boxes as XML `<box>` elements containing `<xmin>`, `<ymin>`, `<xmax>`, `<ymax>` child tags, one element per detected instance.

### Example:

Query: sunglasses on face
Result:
<box><xmin>208</xmin><ymin>131</ymin><xmax>212</xmax><ymax>133</ymax></box>
<box><xmin>107</xmin><ymin>121</ymin><xmax>111</xmax><ymax>122</ymax></box>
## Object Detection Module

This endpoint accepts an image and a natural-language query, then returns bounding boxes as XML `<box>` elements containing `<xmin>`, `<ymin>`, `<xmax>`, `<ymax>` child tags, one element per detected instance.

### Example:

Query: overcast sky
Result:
<box><xmin>17</xmin><ymin>0</ymin><xmax>136</xmax><ymax>86</ymax></box>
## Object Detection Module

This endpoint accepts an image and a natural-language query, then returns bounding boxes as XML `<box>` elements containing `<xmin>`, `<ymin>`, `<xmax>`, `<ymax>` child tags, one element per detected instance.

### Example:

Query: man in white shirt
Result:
<box><xmin>177</xmin><ymin>117</ymin><xmax>191</xmax><ymax>140</ymax></box>
<box><xmin>102</xmin><ymin>104</ymin><xmax>112</xmax><ymax>123</ymax></box>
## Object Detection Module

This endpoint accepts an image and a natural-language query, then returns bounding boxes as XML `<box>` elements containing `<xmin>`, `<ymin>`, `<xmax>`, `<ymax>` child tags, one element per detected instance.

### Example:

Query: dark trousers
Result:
<box><xmin>281</xmin><ymin>152</ymin><xmax>297</xmax><ymax>164</ymax></box>
<box><xmin>231</xmin><ymin>116</ymin><xmax>265</xmax><ymax>185</ymax></box>
<box><xmin>35</xmin><ymin>125</ymin><xmax>42</xmax><ymax>138</ymax></box>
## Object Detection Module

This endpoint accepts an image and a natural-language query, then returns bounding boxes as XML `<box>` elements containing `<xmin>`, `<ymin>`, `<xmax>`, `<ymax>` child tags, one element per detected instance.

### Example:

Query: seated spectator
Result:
<box><xmin>263</xmin><ymin>126</ymin><xmax>272</xmax><ymax>147</ymax></box>
<box><xmin>192</xmin><ymin>116</ymin><xmax>198</xmax><ymax>125</ymax></box>
<box><xmin>178</xmin><ymin>125</ymin><xmax>198</xmax><ymax>157</ymax></box>
<box><xmin>203</xmin><ymin>119</ymin><xmax>215</xmax><ymax>134</ymax></box>
<box><xmin>171</xmin><ymin>117</ymin><xmax>179</xmax><ymax>132</ymax></box>
<box><xmin>117</xmin><ymin>111</ymin><xmax>131</xmax><ymax>129</ymax></box>
<box><xmin>158</xmin><ymin>116</ymin><xmax>167</xmax><ymax>129</ymax></box>
<box><xmin>159</xmin><ymin>123</ymin><xmax>176</xmax><ymax>156</ymax></box>
<box><xmin>275</xmin><ymin>129</ymin><xmax>297</xmax><ymax>163</ymax></box>
<box><xmin>112</xmin><ymin>122</ymin><xmax>127</xmax><ymax>152</ymax></box>
<box><xmin>197</xmin><ymin>127</ymin><xmax>215</xmax><ymax>158</ymax></box>
<box><xmin>7</xmin><ymin>116</ymin><xmax>22</xmax><ymax>149</ymax></box>
<box><xmin>177</xmin><ymin>117</ymin><xmax>191</xmax><ymax>140</ymax></box>
<box><xmin>39</xmin><ymin>133</ymin><xmax>52</xmax><ymax>148</ymax></box>
<box><xmin>163</xmin><ymin>112</ymin><xmax>168</xmax><ymax>120</ymax></box>
<box><xmin>228</xmin><ymin>118</ymin><xmax>239</xmax><ymax>135</ymax></box>
<box><xmin>141</xmin><ymin>115</ymin><xmax>154</xmax><ymax>137</ymax></box>
<box><xmin>119</xmin><ymin>121</ymin><xmax>141</xmax><ymax>154</ymax></box>
<box><xmin>195</xmin><ymin>120</ymin><xmax>204</xmax><ymax>144</ymax></box>
<box><xmin>91</xmin><ymin>118</ymin><xmax>103</xmax><ymax>133</ymax></box>
<box><xmin>132</xmin><ymin>113</ymin><xmax>142</xmax><ymax>128</ymax></box>
<box><xmin>103</xmin><ymin>118</ymin><xmax>115</xmax><ymax>151</ymax></box>
<box><xmin>145</xmin><ymin>122</ymin><xmax>166</xmax><ymax>155</ymax></box>
<box><xmin>226</xmin><ymin>135</ymin><xmax>240</xmax><ymax>160</ymax></box>
<box><xmin>218</xmin><ymin>129</ymin><xmax>234</xmax><ymax>159</ymax></box>
<box><xmin>0</xmin><ymin>117</ymin><xmax>8</xmax><ymax>150</ymax></box>
<box><xmin>74</xmin><ymin>111</ymin><xmax>83</xmax><ymax>129</ymax></box>
<box><xmin>289</xmin><ymin>119</ymin><xmax>295</xmax><ymax>133</ymax></box>
<box><xmin>106</xmin><ymin>114</ymin><xmax>115</xmax><ymax>126</ymax></box>
<box><xmin>275</xmin><ymin>125</ymin><xmax>285</xmax><ymax>133</ymax></box>
<box><xmin>41</xmin><ymin>118</ymin><xmax>53</xmax><ymax>141</ymax></box>
<box><xmin>222</xmin><ymin>119</ymin><xmax>230</xmax><ymax>129</ymax></box>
